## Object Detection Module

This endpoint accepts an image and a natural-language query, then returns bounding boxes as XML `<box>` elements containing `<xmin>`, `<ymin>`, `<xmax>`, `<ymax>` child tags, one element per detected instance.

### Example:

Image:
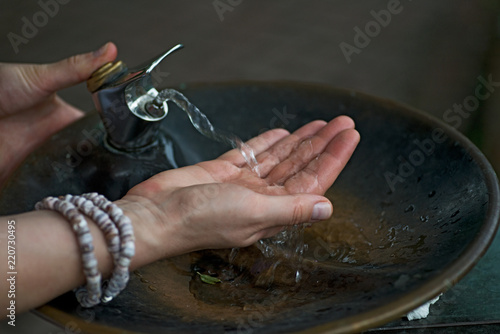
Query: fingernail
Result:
<box><xmin>93</xmin><ymin>42</ymin><xmax>108</xmax><ymax>57</ymax></box>
<box><xmin>311</xmin><ymin>202</ymin><xmax>332</xmax><ymax>221</ymax></box>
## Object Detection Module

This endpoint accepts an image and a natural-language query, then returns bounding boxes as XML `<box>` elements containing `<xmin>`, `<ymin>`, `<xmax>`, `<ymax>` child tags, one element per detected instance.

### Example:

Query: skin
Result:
<box><xmin>0</xmin><ymin>43</ymin><xmax>360</xmax><ymax>316</ymax></box>
<box><xmin>0</xmin><ymin>42</ymin><xmax>117</xmax><ymax>186</ymax></box>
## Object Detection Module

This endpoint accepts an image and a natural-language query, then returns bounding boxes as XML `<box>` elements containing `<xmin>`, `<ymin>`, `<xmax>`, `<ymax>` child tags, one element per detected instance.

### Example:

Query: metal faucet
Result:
<box><xmin>86</xmin><ymin>44</ymin><xmax>183</xmax><ymax>151</ymax></box>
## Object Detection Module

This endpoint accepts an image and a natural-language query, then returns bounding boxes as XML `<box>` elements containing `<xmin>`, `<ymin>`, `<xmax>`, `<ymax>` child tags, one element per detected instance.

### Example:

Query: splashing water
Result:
<box><xmin>256</xmin><ymin>225</ymin><xmax>306</xmax><ymax>283</ymax></box>
<box><xmin>154</xmin><ymin>88</ymin><xmax>305</xmax><ymax>281</ymax></box>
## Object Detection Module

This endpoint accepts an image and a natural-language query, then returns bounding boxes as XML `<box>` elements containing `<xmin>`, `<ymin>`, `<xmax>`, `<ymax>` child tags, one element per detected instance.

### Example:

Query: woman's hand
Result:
<box><xmin>119</xmin><ymin>116</ymin><xmax>360</xmax><ymax>263</ymax></box>
<box><xmin>0</xmin><ymin>42</ymin><xmax>117</xmax><ymax>185</ymax></box>
<box><xmin>0</xmin><ymin>45</ymin><xmax>359</xmax><ymax>315</ymax></box>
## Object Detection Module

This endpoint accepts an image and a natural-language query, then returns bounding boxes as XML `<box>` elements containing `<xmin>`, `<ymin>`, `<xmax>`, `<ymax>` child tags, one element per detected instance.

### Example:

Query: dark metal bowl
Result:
<box><xmin>1</xmin><ymin>82</ymin><xmax>499</xmax><ymax>333</ymax></box>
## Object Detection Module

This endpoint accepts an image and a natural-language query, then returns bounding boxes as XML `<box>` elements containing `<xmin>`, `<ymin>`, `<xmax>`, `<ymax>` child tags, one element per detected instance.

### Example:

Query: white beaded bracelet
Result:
<box><xmin>81</xmin><ymin>193</ymin><xmax>135</xmax><ymax>302</ymax></box>
<box><xmin>35</xmin><ymin>197</ymin><xmax>102</xmax><ymax>307</ymax></box>
<box><xmin>35</xmin><ymin>193</ymin><xmax>135</xmax><ymax>307</ymax></box>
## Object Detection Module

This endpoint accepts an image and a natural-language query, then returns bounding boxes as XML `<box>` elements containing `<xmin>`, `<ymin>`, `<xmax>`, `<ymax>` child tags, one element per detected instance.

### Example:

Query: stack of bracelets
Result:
<box><xmin>35</xmin><ymin>192</ymin><xmax>135</xmax><ymax>307</ymax></box>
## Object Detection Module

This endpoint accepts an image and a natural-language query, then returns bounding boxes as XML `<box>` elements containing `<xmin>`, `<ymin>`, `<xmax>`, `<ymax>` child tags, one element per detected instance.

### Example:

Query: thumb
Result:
<box><xmin>259</xmin><ymin>194</ymin><xmax>333</xmax><ymax>228</ymax></box>
<box><xmin>35</xmin><ymin>42</ymin><xmax>118</xmax><ymax>94</ymax></box>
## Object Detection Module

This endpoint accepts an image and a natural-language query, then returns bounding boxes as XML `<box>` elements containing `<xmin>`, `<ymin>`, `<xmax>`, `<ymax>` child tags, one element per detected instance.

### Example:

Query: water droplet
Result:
<box><xmin>428</xmin><ymin>190</ymin><xmax>436</xmax><ymax>198</ymax></box>
<box><xmin>229</xmin><ymin>248</ymin><xmax>239</xmax><ymax>263</ymax></box>
<box><xmin>295</xmin><ymin>269</ymin><xmax>302</xmax><ymax>283</ymax></box>
<box><xmin>419</xmin><ymin>215</ymin><xmax>429</xmax><ymax>222</ymax></box>
<box><xmin>404</xmin><ymin>204</ymin><xmax>415</xmax><ymax>213</ymax></box>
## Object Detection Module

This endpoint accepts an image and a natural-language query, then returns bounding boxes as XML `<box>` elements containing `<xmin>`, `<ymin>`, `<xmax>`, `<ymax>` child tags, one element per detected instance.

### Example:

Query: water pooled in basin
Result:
<box><xmin>154</xmin><ymin>89</ymin><xmax>306</xmax><ymax>275</ymax></box>
<box><xmin>139</xmin><ymin>191</ymin><xmax>399</xmax><ymax>326</ymax></box>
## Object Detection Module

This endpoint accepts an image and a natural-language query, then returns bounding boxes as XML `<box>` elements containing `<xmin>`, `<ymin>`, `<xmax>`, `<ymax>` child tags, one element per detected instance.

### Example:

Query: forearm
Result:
<box><xmin>0</xmin><ymin>199</ymin><xmax>171</xmax><ymax>316</ymax></box>
<box><xmin>0</xmin><ymin>210</ymin><xmax>113</xmax><ymax>315</ymax></box>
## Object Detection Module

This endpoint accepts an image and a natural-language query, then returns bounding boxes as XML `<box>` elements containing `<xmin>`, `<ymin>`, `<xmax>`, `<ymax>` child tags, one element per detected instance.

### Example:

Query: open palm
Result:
<box><xmin>124</xmin><ymin>116</ymin><xmax>359</xmax><ymax>254</ymax></box>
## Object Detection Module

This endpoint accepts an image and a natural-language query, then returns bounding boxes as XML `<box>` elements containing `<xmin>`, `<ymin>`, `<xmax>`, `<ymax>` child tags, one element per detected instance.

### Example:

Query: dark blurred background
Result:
<box><xmin>1</xmin><ymin>0</ymin><xmax>500</xmax><ymax>332</ymax></box>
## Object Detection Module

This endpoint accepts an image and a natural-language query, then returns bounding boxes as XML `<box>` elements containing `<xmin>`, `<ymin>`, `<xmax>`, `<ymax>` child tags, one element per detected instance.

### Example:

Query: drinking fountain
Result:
<box><xmin>1</xmin><ymin>46</ymin><xmax>499</xmax><ymax>333</ymax></box>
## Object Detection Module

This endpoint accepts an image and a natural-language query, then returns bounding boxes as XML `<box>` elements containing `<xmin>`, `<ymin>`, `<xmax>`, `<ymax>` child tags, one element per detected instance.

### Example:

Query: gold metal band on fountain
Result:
<box><xmin>87</xmin><ymin>61</ymin><xmax>126</xmax><ymax>93</ymax></box>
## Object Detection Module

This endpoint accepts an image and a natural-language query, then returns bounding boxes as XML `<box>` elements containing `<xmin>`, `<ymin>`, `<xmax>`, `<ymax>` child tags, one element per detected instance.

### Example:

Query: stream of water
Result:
<box><xmin>154</xmin><ymin>89</ymin><xmax>305</xmax><ymax>281</ymax></box>
<box><xmin>154</xmin><ymin>89</ymin><xmax>260</xmax><ymax>176</ymax></box>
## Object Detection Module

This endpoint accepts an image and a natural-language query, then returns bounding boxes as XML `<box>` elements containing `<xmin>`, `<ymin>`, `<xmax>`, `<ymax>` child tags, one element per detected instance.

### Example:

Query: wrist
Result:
<box><xmin>114</xmin><ymin>195</ymin><xmax>181</xmax><ymax>269</ymax></box>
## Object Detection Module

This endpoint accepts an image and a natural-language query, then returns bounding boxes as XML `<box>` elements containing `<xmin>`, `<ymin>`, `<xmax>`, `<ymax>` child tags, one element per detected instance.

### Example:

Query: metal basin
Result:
<box><xmin>1</xmin><ymin>82</ymin><xmax>499</xmax><ymax>333</ymax></box>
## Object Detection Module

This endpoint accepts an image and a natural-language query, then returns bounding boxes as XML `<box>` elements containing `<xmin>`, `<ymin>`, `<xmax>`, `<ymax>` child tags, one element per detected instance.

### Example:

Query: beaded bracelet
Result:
<box><xmin>80</xmin><ymin>193</ymin><xmax>135</xmax><ymax>302</ymax></box>
<box><xmin>35</xmin><ymin>197</ymin><xmax>102</xmax><ymax>307</ymax></box>
<box><xmin>35</xmin><ymin>193</ymin><xmax>135</xmax><ymax>307</ymax></box>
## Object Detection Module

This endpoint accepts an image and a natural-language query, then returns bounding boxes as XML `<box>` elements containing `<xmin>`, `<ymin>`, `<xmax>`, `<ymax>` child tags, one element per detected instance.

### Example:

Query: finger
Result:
<box><xmin>246</xmin><ymin>194</ymin><xmax>333</xmax><ymax>244</ymax></box>
<box><xmin>284</xmin><ymin>128</ymin><xmax>360</xmax><ymax>195</ymax></box>
<box><xmin>217</xmin><ymin>128</ymin><xmax>289</xmax><ymax>165</ymax></box>
<box><xmin>255</xmin><ymin>120</ymin><xmax>328</xmax><ymax>178</ymax></box>
<box><xmin>35</xmin><ymin>42</ymin><xmax>118</xmax><ymax>94</ymax></box>
<box><xmin>265</xmin><ymin>116</ymin><xmax>355</xmax><ymax>184</ymax></box>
